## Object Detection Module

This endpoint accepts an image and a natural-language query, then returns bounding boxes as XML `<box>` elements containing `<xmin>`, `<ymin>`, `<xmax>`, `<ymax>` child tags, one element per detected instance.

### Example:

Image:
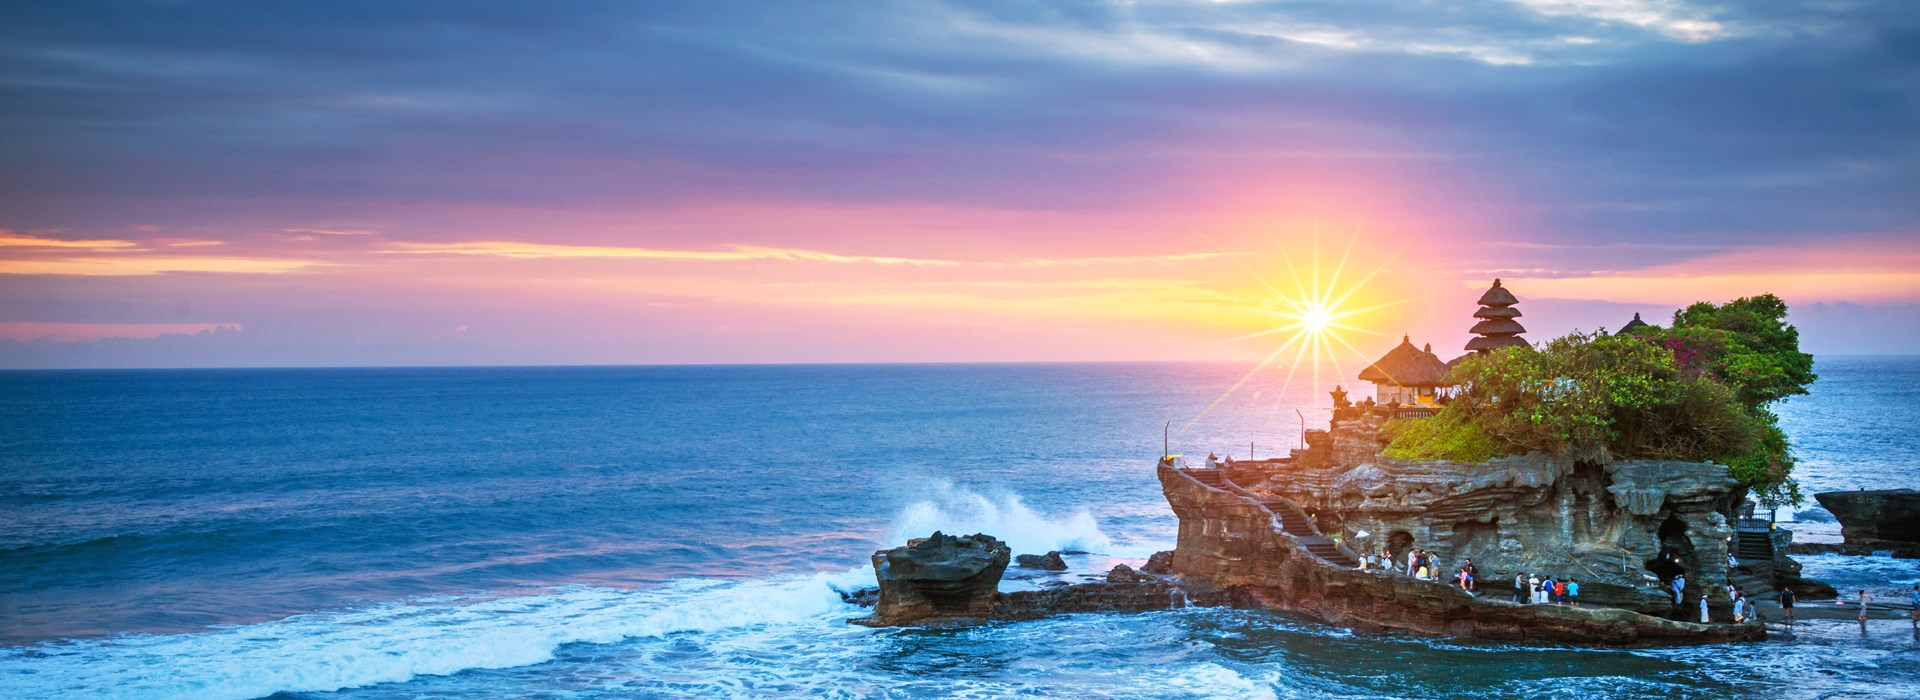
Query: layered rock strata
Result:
<box><xmin>849</xmin><ymin>532</ymin><xmax>1197</xmax><ymax>626</ymax></box>
<box><xmin>1161</xmin><ymin>464</ymin><xmax>1764</xmax><ymax>646</ymax></box>
<box><xmin>1815</xmin><ymin>489</ymin><xmax>1920</xmax><ymax>548</ymax></box>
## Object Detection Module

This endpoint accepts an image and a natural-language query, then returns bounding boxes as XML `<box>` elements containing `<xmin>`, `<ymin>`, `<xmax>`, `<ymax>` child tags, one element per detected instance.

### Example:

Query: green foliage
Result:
<box><xmin>1382</xmin><ymin>413</ymin><xmax>1503</xmax><ymax>462</ymax></box>
<box><xmin>1397</xmin><ymin>294</ymin><xmax>1818</xmax><ymax>504</ymax></box>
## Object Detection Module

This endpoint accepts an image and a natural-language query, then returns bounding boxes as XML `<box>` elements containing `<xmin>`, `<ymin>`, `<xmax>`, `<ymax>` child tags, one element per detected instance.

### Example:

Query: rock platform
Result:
<box><xmin>1161</xmin><ymin>464</ymin><xmax>1765</xmax><ymax>646</ymax></box>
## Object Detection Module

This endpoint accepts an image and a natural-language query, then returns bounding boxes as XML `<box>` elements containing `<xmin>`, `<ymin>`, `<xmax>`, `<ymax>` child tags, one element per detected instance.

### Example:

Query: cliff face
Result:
<box><xmin>1250</xmin><ymin>413</ymin><xmax>1750</xmax><ymax>613</ymax></box>
<box><xmin>1161</xmin><ymin>464</ymin><xmax>1764</xmax><ymax>646</ymax></box>
<box><xmin>1815</xmin><ymin>489</ymin><xmax>1920</xmax><ymax>547</ymax></box>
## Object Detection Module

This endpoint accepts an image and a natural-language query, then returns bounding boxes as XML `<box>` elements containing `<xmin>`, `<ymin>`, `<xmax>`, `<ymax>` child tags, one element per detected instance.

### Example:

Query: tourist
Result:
<box><xmin>1566</xmin><ymin>580</ymin><xmax>1579</xmax><ymax>607</ymax></box>
<box><xmin>1514</xmin><ymin>572</ymin><xmax>1526</xmax><ymax>603</ymax></box>
<box><xmin>1733</xmin><ymin>592</ymin><xmax>1746</xmax><ymax>623</ymax></box>
<box><xmin>1406</xmin><ymin>549</ymin><xmax>1418</xmax><ymax>577</ymax></box>
<box><xmin>1672</xmin><ymin>575</ymin><xmax>1686</xmax><ymax>606</ymax></box>
<box><xmin>1463</xmin><ymin>559</ymin><xmax>1478</xmax><ymax>591</ymax></box>
<box><xmin>1744</xmin><ymin>595</ymin><xmax>1759</xmax><ymax>624</ymax></box>
<box><xmin>1778</xmin><ymin>585</ymin><xmax>1796</xmax><ymax>625</ymax></box>
<box><xmin>1910</xmin><ymin>585</ymin><xmax>1918</xmax><ymax>628</ymax></box>
<box><xmin>1699</xmin><ymin>595</ymin><xmax>1709</xmax><ymax>623</ymax></box>
<box><xmin>1555</xmin><ymin>579</ymin><xmax>1567</xmax><ymax>606</ymax></box>
<box><xmin>1528</xmin><ymin>574</ymin><xmax>1541</xmax><ymax>604</ymax></box>
<box><xmin>1542</xmin><ymin>576</ymin><xmax>1556</xmax><ymax>604</ymax></box>
<box><xmin>1858</xmin><ymin>589</ymin><xmax>1873</xmax><ymax>623</ymax></box>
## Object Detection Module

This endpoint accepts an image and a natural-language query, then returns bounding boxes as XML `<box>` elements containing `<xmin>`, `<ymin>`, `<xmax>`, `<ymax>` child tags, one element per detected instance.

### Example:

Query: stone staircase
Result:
<box><xmin>1181</xmin><ymin>469</ymin><xmax>1358</xmax><ymax>568</ymax></box>
<box><xmin>1733</xmin><ymin>519</ymin><xmax>1773</xmax><ymax>564</ymax></box>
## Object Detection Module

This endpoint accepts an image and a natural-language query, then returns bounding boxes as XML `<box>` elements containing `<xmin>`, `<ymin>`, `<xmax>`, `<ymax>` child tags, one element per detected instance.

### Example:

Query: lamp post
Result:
<box><xmin>1295</xmin><ymin>409</ymin><xmax>1306</xmax><ymax>449</ymax></box>
<box><xmin>1163</xmin><ymin>421</ymin><xmax>1170</xmax><ymax>461</ymax></box>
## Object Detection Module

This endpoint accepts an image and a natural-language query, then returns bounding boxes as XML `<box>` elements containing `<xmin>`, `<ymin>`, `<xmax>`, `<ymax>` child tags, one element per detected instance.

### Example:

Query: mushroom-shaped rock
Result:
<box><xmin>860</xmin><ymin>531</ymin><xmax>1010</xmax><ymax>625</ymax></box>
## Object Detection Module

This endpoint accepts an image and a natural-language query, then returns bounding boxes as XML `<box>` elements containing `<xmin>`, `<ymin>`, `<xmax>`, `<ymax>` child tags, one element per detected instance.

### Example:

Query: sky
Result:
<box><xmin>1</xmin><ymin>0</ymin><xmax>1916</xmax><ymax>369</ymax></box>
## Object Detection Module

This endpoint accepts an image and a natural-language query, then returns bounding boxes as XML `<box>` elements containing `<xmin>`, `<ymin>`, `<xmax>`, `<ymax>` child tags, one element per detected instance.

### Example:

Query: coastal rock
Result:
<box><xmin>858</xmin><ymin>531</ymin><xmax>1009</xmax><ymax>625</ymax></box>
<box><xmin>1015</xmin><ymin>551</ymin><xmax>1068</xmax><ymax>570</ymax></box>
<box><xmin>1106</xmin><ymin>564</ymin><xmax>1155</xmax><ymax>584</ymax></box>
<box><xmin>1249</xmin><ymin>442</ymin><xmax>1760</xmax><ymax>614</ymax></box>
<box><xmin>1142</xmin><ymin>550</ymin><xmax>1176</xmax><ymax>574</ymax></box>
<box><xmin>1814</xmin><ymin>489</ymin><xmax>1920</xmax><ymax>546</ymax></box>
<box><xmin>849</xmin><ymin>532</ymin><xmax>1189</xmax><ymax>626</ymax></box>
<box><xmin>1162</xmin><ymin>463</ymin><xmax>1765</xmax><ymax>646</ymax></box>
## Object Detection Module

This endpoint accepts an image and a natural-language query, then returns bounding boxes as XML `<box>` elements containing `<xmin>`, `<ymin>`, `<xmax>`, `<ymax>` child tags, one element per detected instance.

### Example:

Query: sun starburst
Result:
<box><xmin>1179</xmin><ymin>232</ymin><xmax>1410</xmax><ymax>438</ymax></box>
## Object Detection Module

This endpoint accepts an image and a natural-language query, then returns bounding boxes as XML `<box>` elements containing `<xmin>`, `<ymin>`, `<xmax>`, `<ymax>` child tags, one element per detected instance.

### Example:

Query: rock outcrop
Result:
<box><xmin>1161</xmin><ymin>464</ymin><xmax>1764</xmax><ymax>646</ymax></box>
<box><xmin>1248</xmin><ymin>445</ymin><xmax>1751</xmax><ymax>614</ymax></box>
<box><xmin>849</xmin><ymin>533</ymin><xmax>1193</xmax><ymax>626</ymax></box>
<box><xmin>858</xmin><ymin>531</ymin><xmax>1009</xmax><ymax>625</ymax></box>
<box><xmin>1015</xmin><ymin>551</ymin><xmax>1068</xmax><ymax>570</ymax></box>
<box><xmin>1815</xmin><ymin>489</ymin><xmax>1920</xmax><ymax>547</ymax></box>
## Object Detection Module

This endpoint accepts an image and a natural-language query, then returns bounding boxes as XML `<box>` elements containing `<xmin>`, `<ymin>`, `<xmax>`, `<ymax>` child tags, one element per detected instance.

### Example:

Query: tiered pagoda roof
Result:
<box><xmin>1618</xmin><ymin>312</ymin><xmax>1651</xmax><ymax>335</ymax></box>
<box><xmin>1464</xmin><ymin>279</ymin><xmax>1528</xmax><ymax>353</ymax></box>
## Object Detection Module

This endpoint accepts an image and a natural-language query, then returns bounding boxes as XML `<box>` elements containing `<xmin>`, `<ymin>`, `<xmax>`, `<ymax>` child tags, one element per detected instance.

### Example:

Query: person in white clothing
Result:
<box><xmin>1699</xmin><ymin>596</ymin><xmax>1709</xmax><ymax>623</ymax></box>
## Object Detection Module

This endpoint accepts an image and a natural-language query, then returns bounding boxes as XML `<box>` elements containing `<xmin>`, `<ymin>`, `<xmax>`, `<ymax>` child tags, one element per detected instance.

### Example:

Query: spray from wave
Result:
<box><xmin>884</xmin><ymin>481</ymin><xmax>1138</xmax><ymax>556</ymax></box>
<box><xmin>0</xmin><ymin>486</ymin><xmax>1137</xmax><ymax>699</ymax></box>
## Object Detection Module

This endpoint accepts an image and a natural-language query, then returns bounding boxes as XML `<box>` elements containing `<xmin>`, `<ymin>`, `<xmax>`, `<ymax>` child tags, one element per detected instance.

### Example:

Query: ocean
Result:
<box><xmin>1</xmin><ymin>358</ymin><xmax>1916</xmax><ymax>699</ymax></box>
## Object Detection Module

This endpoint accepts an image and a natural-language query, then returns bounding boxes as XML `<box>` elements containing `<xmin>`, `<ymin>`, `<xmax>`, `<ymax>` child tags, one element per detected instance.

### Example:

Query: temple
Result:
<box><xmin>1153</xmin><ymin>278</ymin><xmax>1824</xmax><ymax>646</ymax></box>
<box><xmin>1464</xmin><ymin>278</ymin><xmax>1527</xmax><ymax>353</ymax></box>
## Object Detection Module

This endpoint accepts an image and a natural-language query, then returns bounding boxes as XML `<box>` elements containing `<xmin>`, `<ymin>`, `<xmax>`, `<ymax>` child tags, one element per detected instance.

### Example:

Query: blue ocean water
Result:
<box><xmin>1</xmin><ymin>359</ymin><xmax>1916</xmax><ymax>699</ymax></box>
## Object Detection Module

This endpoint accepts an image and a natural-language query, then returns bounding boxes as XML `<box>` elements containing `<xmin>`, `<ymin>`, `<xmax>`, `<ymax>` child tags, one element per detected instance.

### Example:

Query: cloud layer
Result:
<box><xmin>0</xmin><ymin>0</ymin><xmax>1915</xmax><ymax>366</ymax></box>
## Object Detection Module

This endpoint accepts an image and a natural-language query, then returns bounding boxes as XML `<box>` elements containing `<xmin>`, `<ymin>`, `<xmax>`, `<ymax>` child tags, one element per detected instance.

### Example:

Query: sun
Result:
<box><xmin>1296</xmin><ymin>302</ymin><xmax>1333</xmax><ymax>335</ymax></box>
<box><xmin>1177</xmin><ymin>233</ymin><xmax>1407</xmax><ymax>434</ymax></box>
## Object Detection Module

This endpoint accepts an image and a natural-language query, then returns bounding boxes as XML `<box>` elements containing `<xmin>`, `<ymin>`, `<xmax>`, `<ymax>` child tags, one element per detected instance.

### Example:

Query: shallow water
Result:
<box><xmin>2</xmin><ymin>359</ymin><xmax>1917</xmax><ymax>698</ymax></box>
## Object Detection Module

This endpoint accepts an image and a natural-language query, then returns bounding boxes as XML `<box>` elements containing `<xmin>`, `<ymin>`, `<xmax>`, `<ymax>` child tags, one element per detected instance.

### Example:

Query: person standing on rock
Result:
<box><xmin>1463</xmin><ymin>559</ymin><xmax>1478</xmax><ymax>592</ymax></box>
<box><xmin>1529</xmin><ymin>574</ymin><xmax>1541</xmax><ymax>604</ymax></box>
<box><xmin>1858</xmin><ymin>589</ymin><xmax>1873</xmax><ymax>623</ymax></box>
<box><xmin>1909</xmin><ymin>585</ymin><xmax>1918</xmax><ymax>628</ymax></box>
<box><xmin>1566</xmin><ymin>580</ymin><xmax>1579</xmax><ymax>607</ymax></box>
<box><xmin>1699</xmin><ymin>595</ymin><xmax>1710</xmax><ymax>623</ymax></box>
<box><xmin>1779</xmin><ymin>586</ymin><xmax>1796</xmax><ymax>626</ymax></box>
<box><xmin>1514</xmin><ymin>572</ymin><xmax>1526</xmax><ymax>603</ymax></box>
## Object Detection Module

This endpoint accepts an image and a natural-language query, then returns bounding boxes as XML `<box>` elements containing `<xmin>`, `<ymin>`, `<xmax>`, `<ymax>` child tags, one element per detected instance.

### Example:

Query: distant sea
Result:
<box><xmin>2</xmin><ymin>358</ymin><xmax>1916</xmax><ymax>699</ymax></box>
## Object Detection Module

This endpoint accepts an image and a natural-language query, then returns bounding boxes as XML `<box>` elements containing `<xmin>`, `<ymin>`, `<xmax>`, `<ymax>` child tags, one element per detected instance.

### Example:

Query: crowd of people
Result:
<box><xmin>1354</xmin><ymin>544</ymin><xmax>1920</xmax><ymax>629</ymax></box>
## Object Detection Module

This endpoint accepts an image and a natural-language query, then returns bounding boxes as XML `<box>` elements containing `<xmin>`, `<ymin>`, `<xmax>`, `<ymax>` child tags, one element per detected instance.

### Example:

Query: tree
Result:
<box><xmin>1386</xmin><ymin>294</ymin><xmax>1816</xmax><ymax>504</ymax></box>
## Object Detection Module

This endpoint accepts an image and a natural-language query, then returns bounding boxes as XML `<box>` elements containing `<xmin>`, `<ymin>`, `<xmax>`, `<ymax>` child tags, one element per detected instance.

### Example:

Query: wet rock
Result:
<box><xmin>1142</xmin><ymin>550</ymin><xmax>1175</xmax><ymax>574</ymax></box>
<box><xmin>1160</xmin><ymin>463</ymin><xmax>1766</xmax><ymax>646</ymax></box>
<box><xmin>853</xmin><ymin>531</ymin><xmax>1009</xmax><ymax>626</ymax></box>
<box><xmin>1814</xmin><ymin>489</ymin><xmax>1920</xmax><ymax>546</ymax></box>
<box><xmin>1106</xmin><ymin>564</ymin><xmax>1156</xmax><ymax>584</ymax></box>
<box><xmin>1015</xmin><ymin>551</ymin><xmax>1068</xmax><ymax>571</ymax></box>
<box><xmin>840</xmin><ymin>587</ymin><xmax>880</xmax><ymax>607</ymax></box>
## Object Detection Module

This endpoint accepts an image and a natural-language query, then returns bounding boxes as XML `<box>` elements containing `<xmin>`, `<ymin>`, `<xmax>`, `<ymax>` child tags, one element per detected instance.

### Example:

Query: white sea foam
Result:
<box><xmin>884</xmin><ymin>482</ymin><xmax>1135</xmax><ymax>557</ymax></box>
<box><xmin>0</xmin><ymin>572</ymin><xmax>863</xmax><ymax>700</ymax></box>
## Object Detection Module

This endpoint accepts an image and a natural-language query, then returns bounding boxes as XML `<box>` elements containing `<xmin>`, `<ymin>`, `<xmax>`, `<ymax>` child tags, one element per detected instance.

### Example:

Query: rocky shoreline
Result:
<box><xmin>1158</xmin><ymin>464</ymin><xmax>1766</xmax><ymax>646</ymax></box>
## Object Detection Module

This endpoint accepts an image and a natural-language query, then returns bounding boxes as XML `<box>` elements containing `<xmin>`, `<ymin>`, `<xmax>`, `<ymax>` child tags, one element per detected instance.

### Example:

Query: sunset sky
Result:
<box><xmin>2</xmin><ymin>1</ymin><xmax>1915</xmax><ymax>369</ymax></box>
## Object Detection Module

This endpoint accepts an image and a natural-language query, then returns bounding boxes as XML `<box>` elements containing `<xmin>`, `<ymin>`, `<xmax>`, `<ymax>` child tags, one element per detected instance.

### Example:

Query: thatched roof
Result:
<box><xmin>1358</xmin><ymin>336</ymin><xmax>1454</xmax><ymax>387</ymax></box>
<box><xmin>1472</xmin><ymin>305</ymin><xmax>1522</xmax><ymax>320</ymax></box>
<box><xmin>1465</xmin><ymin>334</ymin><xmax>1530</xmax><ymax>352</ymax></box>
<box><xmin>1468</xmin><ymin>318</ymin><xmax>1527</xmax><ymax>336</ymax></box>
<box><xmin>1476</xmin><ymin>278</ymin><xmax>1518</xmax><ymax>307</ymax></box>
<box><xmin>1618</xmin><ymin>312</ymin><xmax>1651</xmax><ymax>335</ymax></box>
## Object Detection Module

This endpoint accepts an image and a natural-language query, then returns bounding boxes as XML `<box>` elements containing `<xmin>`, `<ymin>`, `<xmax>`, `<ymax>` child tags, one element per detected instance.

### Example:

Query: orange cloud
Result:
<box><xmin>385</xmin><ymin>241</ymin><xmax>960</xmax><ymax>266</ymax></box>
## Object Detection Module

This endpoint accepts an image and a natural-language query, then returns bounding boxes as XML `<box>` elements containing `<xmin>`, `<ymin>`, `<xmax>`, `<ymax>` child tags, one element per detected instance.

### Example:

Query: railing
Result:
<box><xmin>1734</xmin><ymin>518</ymin><xmax>1771</xmax><ymax>532</ymax></box>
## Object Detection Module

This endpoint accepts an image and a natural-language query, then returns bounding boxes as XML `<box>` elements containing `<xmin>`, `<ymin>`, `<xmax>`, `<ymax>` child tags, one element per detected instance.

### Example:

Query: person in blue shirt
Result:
<box><xmin>1566</xmin><ymin>580</ymin><xmax>1579</xmax><ymax>607</ymax></box>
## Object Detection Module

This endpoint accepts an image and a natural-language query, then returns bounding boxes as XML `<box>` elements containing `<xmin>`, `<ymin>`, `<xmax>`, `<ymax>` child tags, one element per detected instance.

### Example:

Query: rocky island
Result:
<box><xmin>850</xmin><ymin>284</ymin><xmax>1825</xmax><ymax>647</ymax></box>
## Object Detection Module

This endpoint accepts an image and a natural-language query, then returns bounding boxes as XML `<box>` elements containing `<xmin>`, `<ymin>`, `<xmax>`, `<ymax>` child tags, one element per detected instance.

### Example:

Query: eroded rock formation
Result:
<box><xmin>849</xmin><ymin>533</ymin><xmax>1192</xmax><ymax>626</ymax></box>
<box><xmin>858</xmin><ymin>531</ymin><xmax>1009</xmax><ymax>625</ymax></box>
<box><xmin>1161</xmin><ymin>464</ymin><xmax>1763</xmax><ymax>646</ymax></box>
<box><xmin>1015</xmin><ymin>551</ymin><xmax>1068</xmax><ymax>570</ymax></box>
<box><xmin>1815</xmin><ymin>489</ymin><xmax>1920</xmax><ymax>547</ymax></box>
